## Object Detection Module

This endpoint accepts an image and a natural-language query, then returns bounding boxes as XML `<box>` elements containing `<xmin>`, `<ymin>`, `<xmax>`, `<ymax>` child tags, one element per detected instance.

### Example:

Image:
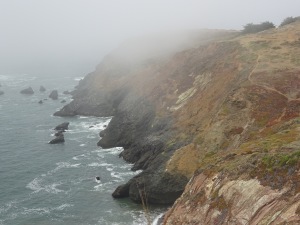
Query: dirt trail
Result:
<box><xmin>247</xmin><ymin>50</ymin><xmax>298</xmax><ymax>102</ymax></box>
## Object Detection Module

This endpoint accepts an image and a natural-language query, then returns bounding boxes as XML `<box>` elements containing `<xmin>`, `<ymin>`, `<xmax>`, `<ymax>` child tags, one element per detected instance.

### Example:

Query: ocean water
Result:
<box><xmin>0</xmin><ymin>74</ymin><xmax>164</xmax><ymax>225</ymax></box>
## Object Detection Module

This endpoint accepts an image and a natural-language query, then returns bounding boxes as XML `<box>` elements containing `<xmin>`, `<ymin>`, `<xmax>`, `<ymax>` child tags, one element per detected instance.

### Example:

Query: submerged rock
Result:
<box><xmin>39</xmin><ymin>86</ymin><xmax>46</xmax><ymax>92</ymax></box>
<box><xmin>20</xmin><ymin>87</ymin><xmax>34</xmax><ymax>94</ymax></box>
<box><xmin>0</xmin><ymin>90</ymin><xmax>4</xmax><ymax>95</ymax></box>
<box><xmin>38</xmin><ymin>100</ymin><xmax>43</xmax><ymax>104</ymax></box>
<box><xmin>54</xmin><ymin>122</ymin><xmax>69</xmax><ymax>131</ymax></box>
<box><xmin>49</xmin><ymin>90</ymin><xmax>58</xmax><ymax>100</ymax></box>
<box><xmin>63</xmin><ymin>90</ymin><xmax>71</xmax><ymax>95</ymax></box>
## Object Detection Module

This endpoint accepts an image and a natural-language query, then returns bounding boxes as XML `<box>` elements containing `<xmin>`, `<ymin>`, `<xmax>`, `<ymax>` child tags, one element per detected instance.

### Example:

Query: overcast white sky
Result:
<box><xmin>0</xmin><ymin>0</ymin><xmax>299</xmax><ymax>76</ymax></box>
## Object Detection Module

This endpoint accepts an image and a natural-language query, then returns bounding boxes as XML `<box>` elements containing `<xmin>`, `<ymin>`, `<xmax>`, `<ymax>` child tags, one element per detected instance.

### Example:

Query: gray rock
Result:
<box><xmin>49</xmin><ymin>90</ymin><xmax>58</xmax><ymax>100</ymax></box>
<box><xmin>39</xmin><ymin>86</ymin><xmax>46</xmax><ymax>92</ymax></box>
<box><xmin>49</xmin><ymin>134</ymin><xmax>65</xmax><ymax>144</ymax></box>
<box><xmin>54</xmin><ymin>122</ymin><xmax>69</xmax><ymax>131</ymax></box>
<box><xmin>20</xmin><ymin>87</ymin><xmax>34</xmax><ymax>94</ymax></box>
<box><xmin>54</xmin><ymin>130</ymin><xmax>64</xmax><ymax>136</ymax></box>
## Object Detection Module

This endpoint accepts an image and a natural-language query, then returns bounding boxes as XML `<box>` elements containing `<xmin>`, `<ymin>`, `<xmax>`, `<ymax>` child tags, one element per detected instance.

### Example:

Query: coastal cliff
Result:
<box><xmin>55</xmin><ymin>21</ymin><xmax>300</xmax><ymax>223</ymax></box>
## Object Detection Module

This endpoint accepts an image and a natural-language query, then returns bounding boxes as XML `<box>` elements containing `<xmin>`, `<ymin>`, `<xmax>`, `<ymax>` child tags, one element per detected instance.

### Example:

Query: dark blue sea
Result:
<box><xmin>0</xmin><ymin>74</ymin><xmax>164</xmax><ymax>225</ymax></box>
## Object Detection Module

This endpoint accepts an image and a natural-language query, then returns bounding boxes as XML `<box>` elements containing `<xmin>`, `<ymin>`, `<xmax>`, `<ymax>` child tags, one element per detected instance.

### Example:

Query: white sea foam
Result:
<box><xmin>26</xmin><ymin>178</ymin><xmax>42</xmax><ymax>193</ymax></box>
<box><xmin>80</xmin><ymin>144</ymin><xmax>86</xmax><ymax>147</ymax></box>
<box><xmin>152</xmin><ymin>213</ymin><xmax>164</xmax><ymax>225</ymax></box>
<box><xmin>74</xmin><ymin>77</ymin><xmax>84</xmax><ymax>81</ymax></box>
<box><xmin>110</xmin><ymin>172</ymin><xmax>123</xmax><ymax>180</ymax></box>
<box><xmin>54</xmin><ymin>203</ymin><xmax>73</xmax><ymax>211</ymax></box>
<box><xmin>88</xmin><ymin>162</ymin><xmax>102</xmax><ymax>167</ymax></box>
<box><xmin>44</xmin><ymin>183</ymin><xmax>64</xmax><ymax>194</ymax></box>
<box><xmin>100</xmin><ymin>147</ymin><xmax>123</xmax><ymax>155</ymax></box>
<box><xmin>22</xmin><ymin>207</ymin><xmax>50</xmax><ymax>215</ymax></box>
<box><xmin>72</xmin><ymin>153</ymin><xmax>87</xmax><ymax>161</ymax></box>
<box><xmin>26</xmin><ymin>178</ymin><xmax>64</xmax><ymax>194</ymax></box>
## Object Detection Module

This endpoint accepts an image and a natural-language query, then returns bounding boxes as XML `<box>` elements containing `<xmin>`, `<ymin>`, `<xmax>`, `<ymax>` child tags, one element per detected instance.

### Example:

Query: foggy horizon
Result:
<box><xmin>1</xmin><ymin>0</ymin><xmax>299</xmax><ymax>76</ymax></box>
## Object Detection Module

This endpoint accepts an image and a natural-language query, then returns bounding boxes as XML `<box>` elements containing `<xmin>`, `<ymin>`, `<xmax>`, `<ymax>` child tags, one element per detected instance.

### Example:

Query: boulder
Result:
<box><xmin>20</xmin><ymin>87</ymin><xmax>34</xmax><ymax>94</ymax></box>
<box><xmin>112</xmin><ymin>183</ymin><xmax>131</xmax><ymax>198</ymax></box>
<box><xmin>0</xmin><ymin>90</ymin><xmax>4</xmax><ymax>95</ymax></box>
<box><xmin>49</xmin><ymin>90</ymin><xmax>58</xmax><ymax>100</ymax></box>
<box><xmin>54</xmin><ymin>122</ymin><xmax>69</xmax><ymax>131</ymax></box>
<box><xmin>49</xmin><ymin>134</ymin><xmax>65</xmax><ymax>144</ymax></box>
<box><xmin>39</xmin><ymin>86</ymin><xmax>46</xmax><ymax>92</ymax></box>
<box><xmin>38</xmin><ymin>100</ymin><xmax>43</xmax><ymax>104</ymax></box>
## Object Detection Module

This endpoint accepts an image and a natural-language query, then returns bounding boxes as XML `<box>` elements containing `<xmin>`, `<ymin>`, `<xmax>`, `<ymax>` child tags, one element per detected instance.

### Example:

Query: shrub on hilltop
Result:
<box><xmin>280</xmin><ymin>16</ymin><xmax>300</xmax><ymax>27</ymax></box>
<box><xmin>242</xmin><ymin>21</ymin><xmax>275</xmax><ymax>34</ymax></box>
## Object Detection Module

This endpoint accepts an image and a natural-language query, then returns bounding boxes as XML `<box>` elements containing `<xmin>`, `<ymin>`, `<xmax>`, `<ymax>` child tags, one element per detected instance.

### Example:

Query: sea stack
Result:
<box><xmin>39</xmin><ymin>86</ymin><xmax>46</xmax><ymax>92</ymax></box>
<box><xmin>20</xmin><ymin>87</ymin><xmax>34</xmax><ymax>94</ymax></box>
<box><xmin>49</xmin><ymin>90</ymin><xmax>58</xmax><ymax>100</ymax></box>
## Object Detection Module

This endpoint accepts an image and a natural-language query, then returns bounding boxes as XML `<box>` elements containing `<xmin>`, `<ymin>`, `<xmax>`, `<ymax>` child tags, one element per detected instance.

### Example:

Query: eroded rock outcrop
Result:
<box><xmin>163</xmin><ymin>172</ymin><xmax>300</xmax><ymax>225</ymax></box>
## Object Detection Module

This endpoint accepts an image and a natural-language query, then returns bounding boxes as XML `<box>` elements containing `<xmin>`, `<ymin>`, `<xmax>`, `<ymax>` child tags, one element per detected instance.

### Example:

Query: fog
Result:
<box><xmin>0</xmin><ymin>0</ymin><xmax>299</xmax><ymax>76</ymax></box>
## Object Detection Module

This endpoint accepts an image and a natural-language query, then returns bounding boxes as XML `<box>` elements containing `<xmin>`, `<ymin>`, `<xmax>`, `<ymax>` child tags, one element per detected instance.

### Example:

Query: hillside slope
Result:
<box><xmin>55</xmin><ymin>22</ymin><xmax>300</xmax><ymax>224</ymax></box>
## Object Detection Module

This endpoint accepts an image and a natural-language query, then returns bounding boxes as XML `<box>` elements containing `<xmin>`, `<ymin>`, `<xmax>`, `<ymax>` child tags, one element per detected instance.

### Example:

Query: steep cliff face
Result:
<box><xmin>55</xmin><ymin>21</ymin><xmax>300</xmax><ymax>222</ymax></box>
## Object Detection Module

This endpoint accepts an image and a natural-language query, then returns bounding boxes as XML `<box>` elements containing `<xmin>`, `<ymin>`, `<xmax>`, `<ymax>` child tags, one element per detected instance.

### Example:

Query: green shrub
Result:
<box><xmin>279</xmin><ymin>16</ymin><xmax>298</xmax><ymax>27</ymax></box>
<box><xmin>262</xmin><ymin>151</ymin><xmax>300</xmax><ymax>170</ymax></box>
<box><xmin>242</xmin><ymin>21</ymin><xmax>275</xmax><ymax>34</ymax></box>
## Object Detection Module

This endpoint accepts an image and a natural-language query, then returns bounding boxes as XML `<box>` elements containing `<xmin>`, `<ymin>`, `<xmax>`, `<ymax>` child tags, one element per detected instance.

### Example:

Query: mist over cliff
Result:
<box><xmin>1</xmin><ymin>0</ymin><xmax>300</xmax><ymax>76</ymax></box>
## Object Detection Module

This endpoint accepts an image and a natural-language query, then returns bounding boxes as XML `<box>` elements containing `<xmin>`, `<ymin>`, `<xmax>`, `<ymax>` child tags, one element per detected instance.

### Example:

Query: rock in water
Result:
<box><xmin>49</xmin><ymin>134</ymin><xmax>65</xmax><ymax>144</ymax></box>
<box><xmin>39</xmin><ymin>86</ymin><xmax>46</xmax><ymax>92</ymax></box>
<box><xmin>54</xmin><ymin>130</ymin><xmax>64</xmax><ymax>136</ymax></box>
<box><xmin>49</xmin><ymin>90</ymin><xmax>58</xmax><ymax>100</ymax></box>
<box><xmin>20</xmin><ymin>87</ymin><xmax>34</xmax><ymax>94</ymax></box>
<box><xmin>63</xmin><ymin>90</ymin><xmax>71</xmax><ymax>95</ymax></box>
<box><xmin>38</xmin><ymin>100</ymin><xmax>43</xmax><ymax>104</ymax></box>
<box><xmin>54</xmin><ymin>122</ymin><xmax>69</xmax><ymax>131</ymax></box>
<box><xmin>0</xmin><ymin>90</ymin><xmax>4</xmax><ymax>95</ymax></box>
<box><xmin>60</xmin><ymin>99</ymin><xmax>66</xmax><ymax>103</ymax></box>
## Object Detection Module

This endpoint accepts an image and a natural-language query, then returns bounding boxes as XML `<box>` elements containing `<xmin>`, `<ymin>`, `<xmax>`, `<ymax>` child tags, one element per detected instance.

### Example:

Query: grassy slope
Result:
<box><xmin>165</xmin><ymin>21</ymin><xmax>300</xmax><ymax>185</ymax></box>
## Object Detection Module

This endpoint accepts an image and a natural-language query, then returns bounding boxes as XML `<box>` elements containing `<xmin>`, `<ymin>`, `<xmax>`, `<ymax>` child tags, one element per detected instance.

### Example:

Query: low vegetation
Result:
<box><xmin>242</xmin><ymin>21</ymin><xmax>275</xmax><ymax>34</ymax></box>
<box><xmin>261</xmin><ymin>151</ymin><xmax>300</xmax><ymax>170</ymax></box>
<box><xmin>280</xmin><ymin>16</ymin><xmax>300</xmax><ymax>27</ymax></box>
